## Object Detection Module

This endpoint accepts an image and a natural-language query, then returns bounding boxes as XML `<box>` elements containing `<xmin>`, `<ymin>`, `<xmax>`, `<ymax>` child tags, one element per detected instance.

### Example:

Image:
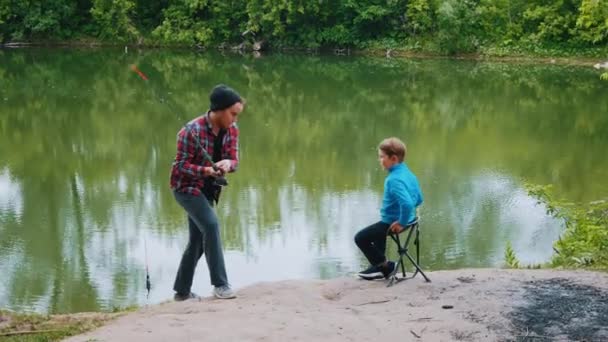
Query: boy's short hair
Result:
<box><xmin>378</xmin><ymin>137</ymin><xmax>407</xmax><ymax>162</ymax></box>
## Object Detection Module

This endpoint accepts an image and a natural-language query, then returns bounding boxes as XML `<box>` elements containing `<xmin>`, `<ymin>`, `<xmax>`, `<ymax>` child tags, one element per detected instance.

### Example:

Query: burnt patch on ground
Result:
<box><xmin>509</xmin><ymin>278</ymin><xmax>608</xmax><ymax>341</ymax></box>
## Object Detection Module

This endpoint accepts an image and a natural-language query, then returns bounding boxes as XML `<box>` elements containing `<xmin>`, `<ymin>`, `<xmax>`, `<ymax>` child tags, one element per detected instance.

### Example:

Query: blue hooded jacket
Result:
<box><xmin>380</xmin><ymin>163</ymin><xmax>423</xmax><ymax>226</ymax></box>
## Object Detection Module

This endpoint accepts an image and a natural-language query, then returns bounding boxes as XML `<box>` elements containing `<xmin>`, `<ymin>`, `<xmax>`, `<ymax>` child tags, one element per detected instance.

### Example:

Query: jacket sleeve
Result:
<box><xmin>224</xmin><ymin>125</ymin><xmax>239</xmax><ymax>172</ymax></box>
<box><xmin>175</xmin><ymin>127</ymin><xmax>205</xmax><ymax>178</ymax></box>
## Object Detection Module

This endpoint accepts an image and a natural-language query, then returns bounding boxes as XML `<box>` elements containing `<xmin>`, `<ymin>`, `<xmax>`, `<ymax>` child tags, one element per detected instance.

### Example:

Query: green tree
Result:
<box><xmin>133</xmin><ymin>0</ymin><xmax>169</xmax><ymax>33</ymax></box>
<box><xmin>477</xmin><ymin>0</ymin><xmax>529</xmax><ymax>44</ymax></box>
<box><xmin>576</xmin><ymin>0</ymin><xmax>608</xmax><ymax>44</ymax></box>
<box><xmin>406</xmin><ymin>0</ymin><xmax>434</xmax><ymax>36</ymax></box>
<box><xmin>0</xmin><ymin>0</ymin><xmax>82</xmax><ymax>41</ymax></box>
<box><xmin>153</xmin><ymin>0</ymin><xmax>247</xmax><ymax>46</ymax></box>
<box><xmin>245</xmin><ymin>0</ymin><xmax>332</xmax><ymax>47</ymax></box>
<box><xmin>436</xmin><ymin>0</ymin><xmax>480</xmax><ymax>54</ymax></box>
<box><xmin>91</xmin><ymin>0</ymin><xmax>139</xmax><ymax>42</ymax></box>
<box><xmin>344</xmin><ymin>0</ymin><xmax>407</xmax><ymax>42</ymax></box>
<box><xmin>522</xmin><ymin>0</ymin><xmax>579</xmax><ymax>43</ymax></box>
<box><xmin>0</xmin><ymin>0</ymin><xmax>9</xmax><ymax>42</ymax></box>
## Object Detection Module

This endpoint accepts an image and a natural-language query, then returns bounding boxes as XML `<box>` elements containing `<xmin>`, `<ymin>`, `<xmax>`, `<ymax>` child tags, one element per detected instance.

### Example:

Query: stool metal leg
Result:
<box><xmin>397</xmin><ymin>234</ymin><xmax>407</xmax><ymax>278</ymax></box>
<box><xmin>416</xmin><ymin>229</ymin><xmax>420</xmax><ymax>264</ymax></box>
<box><xmin>387</xmin><ymin>222</ymin><xmax>431</xmax><ymax>287</ymax></box>
<box><xmin>405</xmin><ymin>252</ymin><xmax>431</xmax><ymax>282</ymax></box>
<box><xmin>410</xmin><ymin>226</ymin><xmax>430</xmax><ymax>282</ymax></box>
<box><xmin>412</xmin><ymin>228</ymin><xmax>420</xmax><ymax>278</ymax></box>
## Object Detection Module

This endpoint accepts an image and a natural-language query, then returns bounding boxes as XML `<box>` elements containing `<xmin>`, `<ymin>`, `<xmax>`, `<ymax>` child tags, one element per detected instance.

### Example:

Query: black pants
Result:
<box><xmin>354</xmin><ymin>221</ymin><xmax>391</xmax><ymax>266</ymax></box>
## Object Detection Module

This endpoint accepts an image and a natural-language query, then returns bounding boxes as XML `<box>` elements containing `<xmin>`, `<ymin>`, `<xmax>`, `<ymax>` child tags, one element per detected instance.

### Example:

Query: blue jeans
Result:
<box><xmin>173</xmin><ymin>191</ymin><xmax>228</xmax><ymax>294</ymax></box>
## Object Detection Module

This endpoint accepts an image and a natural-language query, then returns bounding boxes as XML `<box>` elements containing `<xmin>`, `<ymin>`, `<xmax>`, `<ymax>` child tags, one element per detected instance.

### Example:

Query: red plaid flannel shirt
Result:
<box><xmin>170</xmin><ymin>112</ymin><xmax>239</xmax><ymax>196</ymax></box>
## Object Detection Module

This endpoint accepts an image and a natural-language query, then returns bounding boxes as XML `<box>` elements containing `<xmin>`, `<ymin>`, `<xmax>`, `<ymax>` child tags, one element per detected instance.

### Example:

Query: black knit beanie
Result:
<box><xmin>209</xmin><ymin>84</ymin><xmax>242</xmax><ymax>111</ymax></box>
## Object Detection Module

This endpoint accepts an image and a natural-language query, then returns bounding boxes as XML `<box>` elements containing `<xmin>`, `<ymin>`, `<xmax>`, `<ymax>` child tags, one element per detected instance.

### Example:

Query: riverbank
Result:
<box><xmin>358</xmin><ymin>48</ymin><xmax>607</xmax><ymax>68</ymax></box>
<box><xmin>1</xmin><ymin>41</ymin><xmax>607</xmax><ymax>69</ymax></box>
<box><xmin>4</xmin><ymin>269</ymin><xmax>594</xmax><ymax>342</ymax></box>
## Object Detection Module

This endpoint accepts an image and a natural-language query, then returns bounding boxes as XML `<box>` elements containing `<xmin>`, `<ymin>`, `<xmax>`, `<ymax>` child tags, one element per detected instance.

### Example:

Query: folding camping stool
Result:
<box><xmin>386</xmin><ymin>218</ymin><xmax>431</xmax><ymax>287</ymax></box>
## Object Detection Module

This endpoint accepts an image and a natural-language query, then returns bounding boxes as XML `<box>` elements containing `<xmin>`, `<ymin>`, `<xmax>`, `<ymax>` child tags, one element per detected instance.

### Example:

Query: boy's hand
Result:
<box><xmin>389</xmin><ymin>221</ymin><xmax>404</xmax><ymax>234</ymax></box>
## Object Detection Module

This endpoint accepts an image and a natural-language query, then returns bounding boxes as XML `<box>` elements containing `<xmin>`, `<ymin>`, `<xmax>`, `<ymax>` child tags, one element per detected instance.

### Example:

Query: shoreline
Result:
<box><xmin>1</xmin><ymin>41</ymin><xmax>606</xmax><ymax>68</ymax></box>
<box><xmin>3</xmin><ymin>268</ymin><xmax>606</xmax><ymax>341</ymax></box>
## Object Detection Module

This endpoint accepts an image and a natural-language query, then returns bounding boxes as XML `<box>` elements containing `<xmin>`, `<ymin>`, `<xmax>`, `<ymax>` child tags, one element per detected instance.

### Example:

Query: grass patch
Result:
<box><xmin>0</xmin><ymin>309</ymin><xmax>123</xmax><ymax>341</ymax></box>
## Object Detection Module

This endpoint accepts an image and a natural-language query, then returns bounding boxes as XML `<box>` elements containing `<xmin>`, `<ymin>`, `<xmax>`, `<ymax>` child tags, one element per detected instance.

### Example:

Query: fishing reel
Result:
<box><xmin>210</xmin><ymin>165</ymin><xmax>229</xmax><ymax>187</ymax></box>
<box><xmin>214</xmin><ymin>175</ymin><xmax>228</xmax><ymax>187</ymax></box>
<box><xmin>204</xmin><ymin>170</ymin><xmax>227</xmax><ymax>204</ymax></box>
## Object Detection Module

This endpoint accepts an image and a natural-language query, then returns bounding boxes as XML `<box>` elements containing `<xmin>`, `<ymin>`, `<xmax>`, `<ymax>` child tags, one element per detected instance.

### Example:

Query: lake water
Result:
<box><xmin>1</xmin><ymin>48</ymin><xmax>607</xmax><ymax>313</ymax></box>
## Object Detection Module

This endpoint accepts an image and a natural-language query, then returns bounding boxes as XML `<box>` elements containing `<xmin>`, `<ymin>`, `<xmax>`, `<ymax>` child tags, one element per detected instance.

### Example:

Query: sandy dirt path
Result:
<box><xmin>66</xmin><ymin>269</ymin><xmax>608</xmax><ymax>342</ymax></box>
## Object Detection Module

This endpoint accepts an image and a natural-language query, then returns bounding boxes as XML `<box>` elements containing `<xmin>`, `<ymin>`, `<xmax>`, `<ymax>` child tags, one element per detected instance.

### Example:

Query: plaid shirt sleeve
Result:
<box><xmin>225</xmin><ymin>125</ymin><xmax>239</xmax><ymax>172</ymax></box>
<box><xmin>175</xmin><ymin>126</ymin><xmax>206</xmax><ymax>178</ymax></box>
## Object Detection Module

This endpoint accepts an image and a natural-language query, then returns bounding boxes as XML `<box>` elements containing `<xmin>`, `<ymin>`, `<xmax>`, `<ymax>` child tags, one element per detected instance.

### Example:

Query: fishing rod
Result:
<box><xmin>130</xmin><ymin>64</ymin><xmax>228</xmax><ymax>187</ymax></box>
<box><xmin>144</xmin><ymin>233</ymin><xmax>151</xmax><ymax>300</ymax></box>
<box><xmin>130</xmin><ymin>64</ymin><xmax>229</xmax><ymax>298</ymax></box>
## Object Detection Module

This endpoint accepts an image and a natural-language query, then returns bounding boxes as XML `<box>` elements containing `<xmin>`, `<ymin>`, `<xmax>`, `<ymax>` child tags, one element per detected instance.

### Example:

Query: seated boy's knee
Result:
<box><xmin>354</xmin><ymin>230</ymin><xmax>364</xmax><ymax>245</ymax></box>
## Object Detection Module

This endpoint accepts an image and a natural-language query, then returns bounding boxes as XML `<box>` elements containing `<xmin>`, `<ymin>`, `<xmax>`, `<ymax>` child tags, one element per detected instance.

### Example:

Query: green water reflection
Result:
<box><xmin>0</xmin><ymin>48</ymin><xmax>607</xmax><ymax>313</ymax></box>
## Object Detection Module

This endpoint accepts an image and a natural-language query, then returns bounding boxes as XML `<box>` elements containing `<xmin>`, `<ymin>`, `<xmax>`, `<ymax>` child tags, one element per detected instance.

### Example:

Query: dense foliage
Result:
<box><xmin>1</xmin><ymin>0</ymin><xmax>607</xmax><ymax>54</ymax></box>
<box><xmin>527</xmin><ymin>184</ymin><xmax>608</xmax><ymax>270</ymax></box>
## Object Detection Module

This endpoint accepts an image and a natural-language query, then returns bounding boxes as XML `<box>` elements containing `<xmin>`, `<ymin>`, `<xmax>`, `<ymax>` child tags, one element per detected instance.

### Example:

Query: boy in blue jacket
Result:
<box><xmin>355</xmin><ymin>137</ymin><xmax>423</xmax><ymax>280</ymax></box>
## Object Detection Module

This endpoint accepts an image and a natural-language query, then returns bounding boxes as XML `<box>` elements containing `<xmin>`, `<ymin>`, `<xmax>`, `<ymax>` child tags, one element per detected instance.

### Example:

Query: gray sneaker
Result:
<box><xmin>213</xmin><ymin>285</ymin><xmax>236</xmax><ymax>299</ymax></box>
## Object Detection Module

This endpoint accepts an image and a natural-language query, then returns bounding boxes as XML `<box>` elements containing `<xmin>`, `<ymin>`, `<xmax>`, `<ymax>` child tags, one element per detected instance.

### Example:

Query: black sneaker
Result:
<box><xmin>174</xmin><ymin>292</ymin><xmax>200</xmax><ymax>301</ymax></box>
<box><xmin>382</xmin><ymin>261</ymin><xmax>397</xmax><ymax>279</ymax></box>
<box><xmin>357</xmin><ymin>265</ymin><xmax>384</xmax><ymax>280</ymax></box>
